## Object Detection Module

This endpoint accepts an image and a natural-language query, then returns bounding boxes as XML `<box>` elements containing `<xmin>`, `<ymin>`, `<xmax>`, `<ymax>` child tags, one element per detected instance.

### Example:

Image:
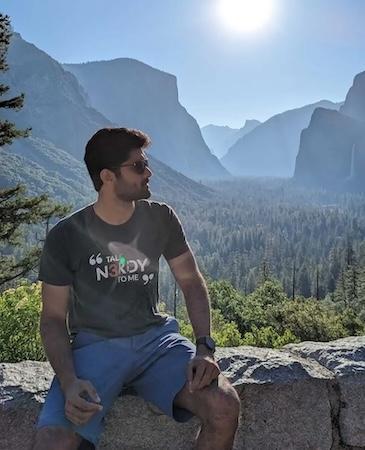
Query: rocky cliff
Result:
<box><xmin>63</xmin><ymin>60</ymin><xmax>229</xmax><ymax>180</ymax></box>
<box><xmin>340</xmin><ymin>71</ymin><xmax>365</xmax><ymax>122</ymax></box>
<box><xmin>294</xmin><ymin>71</ymin><xmax>365</xmax><ymax>192</ymax></box>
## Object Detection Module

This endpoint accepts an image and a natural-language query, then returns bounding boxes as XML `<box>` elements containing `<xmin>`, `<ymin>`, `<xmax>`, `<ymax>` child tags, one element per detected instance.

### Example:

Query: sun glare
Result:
<box><xmin>217</xmin><ymin>0</ymin><xmax>274</xmax><ymax>34</ymax></box>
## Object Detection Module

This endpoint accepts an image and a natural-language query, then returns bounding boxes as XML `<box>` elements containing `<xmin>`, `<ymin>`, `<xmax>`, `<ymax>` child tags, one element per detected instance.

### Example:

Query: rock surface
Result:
<box><xmin>285</xmin><ymin>336</ymin><xmax>365</xmax><ymax>447</ymax></box>
<box><xmin>1</xmin><ymin>336</ymin><xmax>365</xmax><ymax>449</ymax></box>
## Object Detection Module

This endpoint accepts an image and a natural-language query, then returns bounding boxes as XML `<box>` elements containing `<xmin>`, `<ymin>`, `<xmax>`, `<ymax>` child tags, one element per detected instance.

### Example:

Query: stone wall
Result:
<box><xmin>1</xmin><ymin>336</ymin><xmax>364</xmax><ymax>449</ymax></box>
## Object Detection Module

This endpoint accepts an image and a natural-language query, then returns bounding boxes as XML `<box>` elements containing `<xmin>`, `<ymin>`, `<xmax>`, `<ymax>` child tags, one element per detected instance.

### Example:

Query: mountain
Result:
<box><xmin>63</xmin><ymin>59</ymin><xmax>229</xmax><ymax>180</ymax></box>
<box><xmin>294</xmin><ymin>72</ymin><xmax>365</xmax><ymax>192</ymax></box>
<box><xmin>201</xmin><ymin>120</ymin><xmax>260</xmax><ymax>159</ymax></box>
<box><xmin>2</xmin><ymin>33</ymin><xmax>112</xmax><ymax>159</ymax></box>
<box><xmin>0</xmin><ymin>137</ymin><xmax>94</xmax><ymax>206</ymax></box>
<box><xmin>294</xmin><ymin>108</ymin><xmax>365</xmax><ymax>191</ymax></box>
<box><xmin>0</xmin><ymin>33</ymin><xmax>214</xmax><ymax>206</ymax></box>
<box><xmin>340</xmin><ymin>71</ymin><xmax>365</xmax><ymax>122</ymax></box>
<box><xmin>221</xmin><ymin>100</ymin><xmax>341</xmax><ymax>177</ymax></box>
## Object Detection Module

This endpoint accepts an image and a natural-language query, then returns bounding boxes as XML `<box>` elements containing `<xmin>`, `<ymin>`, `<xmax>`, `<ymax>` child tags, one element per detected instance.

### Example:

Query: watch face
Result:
<box><xmin>206</xmin><ymin>336</ymin><xmax>216</xmax><ymax>351</ymax></box>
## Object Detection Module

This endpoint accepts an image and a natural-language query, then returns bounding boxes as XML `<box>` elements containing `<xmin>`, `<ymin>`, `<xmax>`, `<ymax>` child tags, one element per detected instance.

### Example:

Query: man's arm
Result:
<box><xmin>167</xmin><ymin>248</ymin><xmax>220</xmax><ymax>391</ymax></box>
<box><xmin>40</xmin><ymin>283</ymin><xmax>77</xmax><ymax>389</ymax></box>
<box><xmin>167</xmin><ymin>248</ymin><xmax>211</xmax><ymax>342</ymax></box>
<box><xmin>40</xmin><ymin>282</ymin><xmax>102</xmax><ymax>425</ymax></box>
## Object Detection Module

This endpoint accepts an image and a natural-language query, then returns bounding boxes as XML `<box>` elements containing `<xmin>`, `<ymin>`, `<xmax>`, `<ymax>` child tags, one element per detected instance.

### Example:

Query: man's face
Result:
<box><xmin>111</xmin><ymin>148</ymin><xmax>152</xmax><ymax>201</ymax></box>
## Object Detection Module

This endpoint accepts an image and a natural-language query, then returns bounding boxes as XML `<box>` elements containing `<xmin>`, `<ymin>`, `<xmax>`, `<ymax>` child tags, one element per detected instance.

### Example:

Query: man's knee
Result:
<box><xmin>200</xmin><ymin>377</ymin><xmax>241</xmax><ymax>427</ymax></box>
<box><xmin>32</xmin><ymin>426</ymin><xmax>82</xmax><ymax>450</ymax></box>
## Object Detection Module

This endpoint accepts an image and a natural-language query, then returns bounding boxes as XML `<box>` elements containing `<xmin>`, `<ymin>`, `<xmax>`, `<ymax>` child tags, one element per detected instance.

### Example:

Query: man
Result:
<box><xmin>32</xmin><ymin>128</ymin><xmax>240</xmax><ymax>450</ymax></box>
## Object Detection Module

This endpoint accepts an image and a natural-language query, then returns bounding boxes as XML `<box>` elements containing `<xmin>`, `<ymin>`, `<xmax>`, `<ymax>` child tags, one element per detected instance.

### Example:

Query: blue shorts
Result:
<box><xmin>37</xmin><ymin>317</ymin><xmax>196</xmax><ymax>445</ymax></box>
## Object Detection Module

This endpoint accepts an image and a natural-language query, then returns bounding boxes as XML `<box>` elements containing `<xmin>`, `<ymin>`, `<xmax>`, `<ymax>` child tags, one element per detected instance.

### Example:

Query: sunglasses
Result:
<box><xmin>113</xmin><ymin>159</ymin><xmax>149</xmax><ymax>175</ymax></box>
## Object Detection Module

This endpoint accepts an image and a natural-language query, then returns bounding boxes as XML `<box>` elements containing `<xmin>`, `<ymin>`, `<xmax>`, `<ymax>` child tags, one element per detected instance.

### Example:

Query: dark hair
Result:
<box><xmin>84</xmin><ymin>127</ymin><xmax>151</xmax><ymax>191</ymax></box>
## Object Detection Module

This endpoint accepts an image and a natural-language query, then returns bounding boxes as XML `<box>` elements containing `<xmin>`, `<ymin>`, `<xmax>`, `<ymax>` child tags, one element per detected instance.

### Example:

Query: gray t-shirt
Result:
<box><xmin>38</xmin><ymin>200</ymin><xmax>189</xmax><ymax>338</ymax></box>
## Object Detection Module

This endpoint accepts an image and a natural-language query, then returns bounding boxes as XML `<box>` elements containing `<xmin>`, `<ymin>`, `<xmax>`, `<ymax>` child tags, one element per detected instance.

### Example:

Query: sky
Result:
<box><xmin>2</xmin><ymin>0</ymin><xmax>365</xmax><ymax>128</ymax></box>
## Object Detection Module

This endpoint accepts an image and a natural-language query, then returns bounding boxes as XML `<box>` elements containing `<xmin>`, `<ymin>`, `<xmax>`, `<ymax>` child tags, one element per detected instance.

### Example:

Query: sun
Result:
<box><xmin>217</xmin><ymin>0</ymin><xmax>274</xmax><ymax>33</ymax></box>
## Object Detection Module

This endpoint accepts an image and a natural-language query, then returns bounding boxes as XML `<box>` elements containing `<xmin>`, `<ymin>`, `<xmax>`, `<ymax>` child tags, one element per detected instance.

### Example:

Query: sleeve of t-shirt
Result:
<box><xmin>38</xmin><ymin>222</ymin><xmax>74</xmax><ymax>286</ymax></box>
<box><xmin>162</xmin><ymin>205</ymin><xmax>189</xmax><ymax>261</ymax></box>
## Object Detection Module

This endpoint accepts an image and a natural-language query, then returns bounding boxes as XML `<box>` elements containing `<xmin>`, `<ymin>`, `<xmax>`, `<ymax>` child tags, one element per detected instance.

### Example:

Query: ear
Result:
<box><xmin>100</xmin><ymin>168</ymin><xmax>116</xmax><ymax>185</ymax></box>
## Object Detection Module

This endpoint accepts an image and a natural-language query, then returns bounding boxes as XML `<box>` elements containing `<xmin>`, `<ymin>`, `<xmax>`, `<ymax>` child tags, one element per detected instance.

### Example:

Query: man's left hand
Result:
<box><xmin>187</xmin><ymin>353</ymin><xmax>221</xmax><ymax>393</ymax></box>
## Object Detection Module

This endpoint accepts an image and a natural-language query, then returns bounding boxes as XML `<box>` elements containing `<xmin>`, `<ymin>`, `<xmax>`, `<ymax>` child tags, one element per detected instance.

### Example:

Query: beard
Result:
<box><xmin>114</xmin><ymin>180</ymin><xmax>151</xmax><ymax>201</ymax></box>
<box><xmin>140</xmin><ymin>183</ymin><xmax>151</xmax><ymax>199</ymax></box>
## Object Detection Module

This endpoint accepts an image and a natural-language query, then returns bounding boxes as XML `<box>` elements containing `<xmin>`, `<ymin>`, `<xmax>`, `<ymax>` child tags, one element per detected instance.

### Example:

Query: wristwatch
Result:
<box><xmin>196</xmin><ymin>336</ymin><xmax>216</xmax><ymax>353</ymax></box>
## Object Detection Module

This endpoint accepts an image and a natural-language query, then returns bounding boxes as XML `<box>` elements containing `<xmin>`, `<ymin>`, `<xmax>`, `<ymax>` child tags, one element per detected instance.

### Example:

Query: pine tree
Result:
<box><xmin>291</xmin><ymin>260</ymin><xmax>296</xmax><ymax>301</ymax></box>
<box><xmin>344</xmin><ymin>263</ymin><xmax>360</xmax><ymax>309</ymax></box>
<box><xmin>298</xmin><ymin>264</ymin><xmax>312</xmax><ymax>298</ymax></box>
<box><xmin>0</xmin><ymin>14</ymin><xmax>70</xmax><ymax>289</ymax></box>
<box><xmin>334</xmin><ymin>269</ymin><xmax>347</xmax><ymax>308</ymax></box>
<box><xmin>357</xmin><ymin>266</ymin><xmax>365</xmax><ymax>321</ymax></box>
<box><xmin>0</xmin><ymin>14</ymin><xmax>29</xmax><ymax>144</ymax></box>
<box><xmin>327</xmin><ymin>247</ymin><xmax>341</xmax><ymax>292</ymax></box>
<box><xmin>259</xmin><ymin>258</ymin><xmax>271</xmax><ymax>284</ymax></box>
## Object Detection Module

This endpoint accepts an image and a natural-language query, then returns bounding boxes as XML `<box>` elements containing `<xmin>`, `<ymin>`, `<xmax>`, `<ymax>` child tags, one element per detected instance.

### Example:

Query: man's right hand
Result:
<box><xmin>63</xmin><ymin>378</ymin><xmax>103</xmax><ymax>426</ymax></box>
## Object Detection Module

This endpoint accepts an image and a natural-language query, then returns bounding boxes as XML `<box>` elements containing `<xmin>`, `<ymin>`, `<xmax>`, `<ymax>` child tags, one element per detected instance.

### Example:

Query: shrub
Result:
<box><xmin>179</xmin><ymin>308</ymin><xmax>243</xmax><ymax>347</ymax></box>
<box><xmin>241</xmin><ymin>326</ymin><xmax>300</xmax><ymax>348</ymax></box>
<box><xmin>270</xmin><ymin>298</ymin><xmax>349</xmax><ymax>342</ymax></box>
<box><xmin>0</xmin><ymin>282</ymin><xmax>45</xmax><ymax>362</ymax></box>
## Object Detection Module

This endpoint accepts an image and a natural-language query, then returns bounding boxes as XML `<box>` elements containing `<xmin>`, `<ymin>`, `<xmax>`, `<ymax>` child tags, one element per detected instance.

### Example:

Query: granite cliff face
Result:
<box><xmin>340</xmin><ymin>71</ymin><xmax>365</xmax><ymax>122</ymax></box>
<box><xmin>63</xmin><ymin>60</ymin><xmax>229</xmax><ymax>180</ymax></box>
<box><xmin>294</xmin><ymin>71</ymin><xmax>365</xmax><ymax>192</ymax></box>
<box><xmin>221</xmin><ymin>101</ymin><xmax>340</xmax><ymax>177</ymax></box>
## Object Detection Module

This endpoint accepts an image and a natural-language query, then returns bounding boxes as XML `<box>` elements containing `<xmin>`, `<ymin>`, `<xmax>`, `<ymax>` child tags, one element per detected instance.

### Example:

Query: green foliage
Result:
<box><xmin>210</xmin><ymin>309</ymin><xmax>243</xmax><ymax>346</ymax></box>
<box><xmin>209</xmin><ymin>278</ymin><xmax>364</xmax><ymax>347</ymax></box>
<box><xmin>209</xmin><ymin>279</ymin><xmax>245</xmax><ymax>325</ymax></box>
<box><xmin>0</xmin><ymin>282</ymin><xmax>45</xmax><ymax>362</ymax></box>
<box><xmin>0</xmin><ymin>13</ymin><xmax>30</xmax><ymax>145</ymax></box>
<box><xmin>241</xmin><ymin>326</ymin><xmax>300</xmax><ymax>348</ymax></box>
<box><xmin>209</xmin><ymin>278</ymin><xmax>288</xmax><ymax>336</ymax></box>
<box><xmin>338</xmin><ymin>307</ymin><xmax>365</xmax><ymax>336</ymax></box>
<box><xmin>178</xmin><ymin>308</ymin><xmax>243</xmax><ymax>347</ymax></box>
<box><xmin>270</xmin><ymin>298</ymin><xmax>349</xmax><ymax>342</ymax></box>
<box><xmin>250</xmin><ymin>278</ymin><xmax>289</xmax><ymax>306</ymax></box>
<box><xmin>0</xmin><ymin>185</ymin><xmax>71</xmax><ymax>287</ymax></box>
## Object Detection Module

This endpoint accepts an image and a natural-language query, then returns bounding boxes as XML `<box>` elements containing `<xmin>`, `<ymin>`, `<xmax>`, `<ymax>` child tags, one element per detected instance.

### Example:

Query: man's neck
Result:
<box><xmin>93</xmin><ymin>196</ymin><xmax>135</xmax><ymax>226</ymax></box>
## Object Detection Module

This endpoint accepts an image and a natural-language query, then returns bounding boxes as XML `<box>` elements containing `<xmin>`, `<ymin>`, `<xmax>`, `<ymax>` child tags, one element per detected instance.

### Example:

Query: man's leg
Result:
<box><xmin>33</xmin><ymin>332</ymin><xmax>136</xmax><ymax>450</ymax></box>
<box><xmin>174</xmin><ymin>374</ymin><xmax>241</xmax><ymax>450</ymax></box>
<box><xmin>129</xmin><ymin>317</ymin><xmax>240</xmax><ymax>449</ymax></box>
<box><xmin>32</xmin><ymin>426</ymin><xmax>82</xmax><ymax>450</ymax></box>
